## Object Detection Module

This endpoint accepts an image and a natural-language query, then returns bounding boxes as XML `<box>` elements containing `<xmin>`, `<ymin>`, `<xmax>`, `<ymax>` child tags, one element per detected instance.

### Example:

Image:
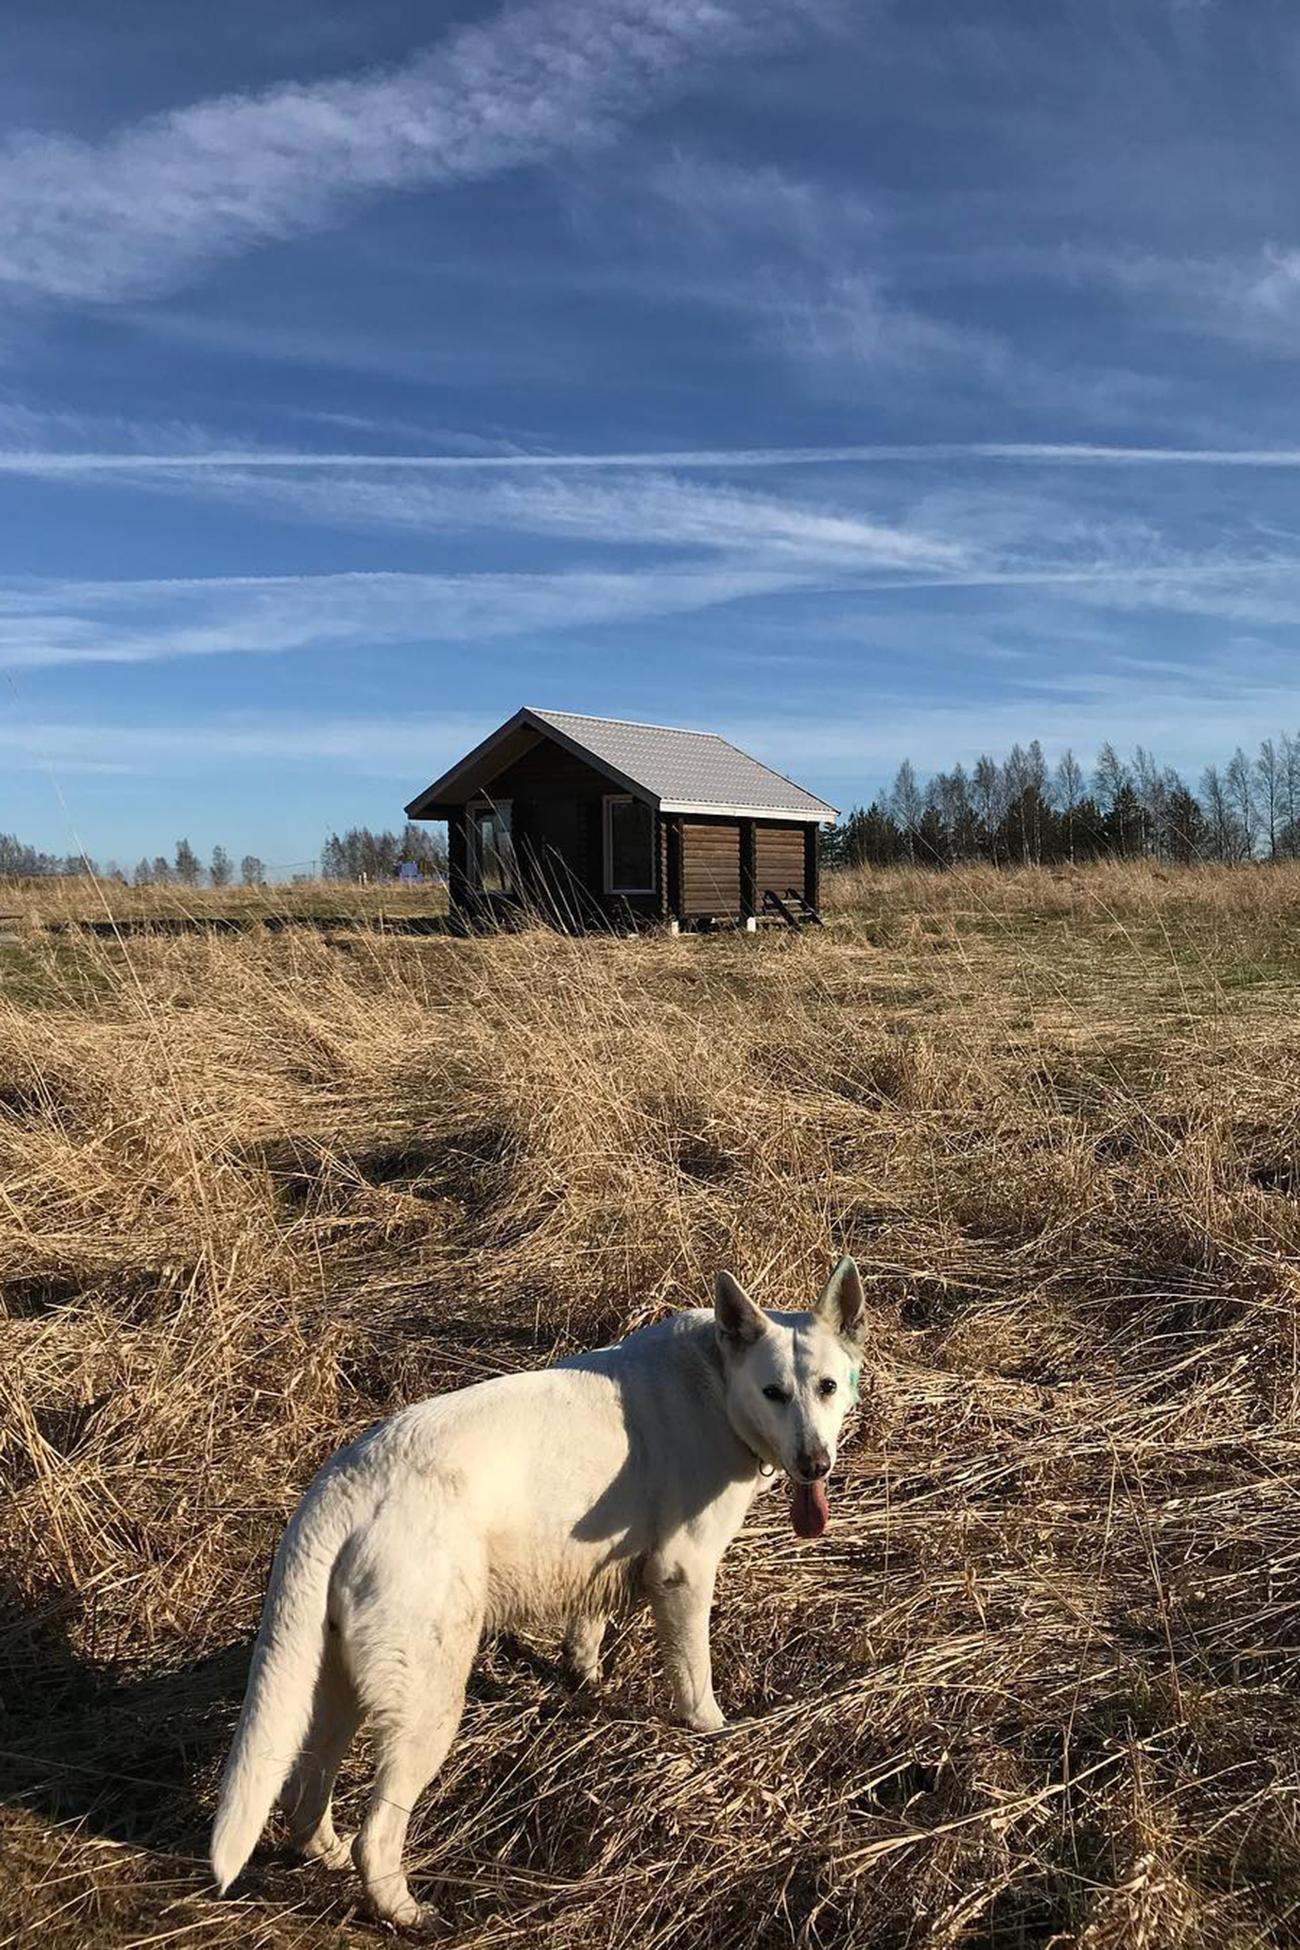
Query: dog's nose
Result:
<box><xmin>796</xmin><ymin>1447</ymin><xmax>830</xmax><ymax>1480</ymax></box>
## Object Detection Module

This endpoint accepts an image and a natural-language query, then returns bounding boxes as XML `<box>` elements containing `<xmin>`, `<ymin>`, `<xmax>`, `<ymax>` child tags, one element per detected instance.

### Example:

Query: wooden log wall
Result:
<box><xmin>680</xmin><ymin>820</ymin><xmax>742</xmax><ymax>917</ymax></box>
<box><xmin>755</xmin><ymin>824</ymin><xmax>806</xmax><ymax>899</ymax></box>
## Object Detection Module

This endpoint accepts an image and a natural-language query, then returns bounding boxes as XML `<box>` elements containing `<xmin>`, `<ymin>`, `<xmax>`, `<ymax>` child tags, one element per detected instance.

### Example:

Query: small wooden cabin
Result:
<box><xmin>405</xmin><ymin>707</ymin><xmax>837</xmax><ymax>931</ymax></box>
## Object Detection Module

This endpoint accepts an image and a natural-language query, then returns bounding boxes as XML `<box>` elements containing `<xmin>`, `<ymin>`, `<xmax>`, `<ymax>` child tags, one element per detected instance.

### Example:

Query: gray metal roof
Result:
<box><xmin>405</xmin><ymin>706</ymin><xmax>837</xmax><ymax>821</ymax></box>
<box><xmin>528</xmin><ymin>709</ymin><xmax>836</xmax><ymax>820</ymax></box>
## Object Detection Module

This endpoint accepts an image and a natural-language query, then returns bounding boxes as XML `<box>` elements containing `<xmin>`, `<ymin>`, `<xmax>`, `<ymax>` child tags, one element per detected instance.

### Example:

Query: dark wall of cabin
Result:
<box><xmin>480</xmin><ymin>738</ymin><xmax>663</xmax><ymax>918</ymax></box>
<box><xmin>487</xmin><ymin>740</ymin><xmax>604</xmax><ymax>912</ymax></box>
<box><xmin>755</xmin><ymin>823</ymin><xmax>806</xmax><ymax>899</ymax></box>
<box><xmin>680</xmin><ymin>819</ymin><xmax>742</xmax><ymax>918</ymax></box>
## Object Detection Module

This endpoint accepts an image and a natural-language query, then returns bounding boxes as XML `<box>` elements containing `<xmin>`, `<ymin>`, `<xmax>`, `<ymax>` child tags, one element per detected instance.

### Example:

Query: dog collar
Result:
<box><xmin>740</xmin><ymin>1437</ymin><xmax>777</xmax><ymax>1479</ymax></box>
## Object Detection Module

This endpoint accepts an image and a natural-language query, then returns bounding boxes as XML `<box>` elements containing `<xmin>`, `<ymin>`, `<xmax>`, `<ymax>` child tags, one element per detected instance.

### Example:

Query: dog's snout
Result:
<box><xmin>796</xmin><ymin>1447</ymin><xmax>830</xmax><ymax>1480</ymax></box>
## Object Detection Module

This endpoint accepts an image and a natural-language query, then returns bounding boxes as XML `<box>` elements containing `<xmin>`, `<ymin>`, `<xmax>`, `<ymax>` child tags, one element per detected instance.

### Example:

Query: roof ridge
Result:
<box><xmin>527</xmin><ymin>706</ymin><xmax>727</xmax><ymax>741</ymax></box>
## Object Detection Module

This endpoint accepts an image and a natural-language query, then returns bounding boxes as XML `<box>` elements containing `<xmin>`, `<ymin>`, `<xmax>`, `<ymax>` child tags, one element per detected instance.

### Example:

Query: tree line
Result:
<box><xmin>320</xmin><ymin>824</ymin><xmax>446</xmax><ymax>881</ymax></box>
<box><xmin>824</xmin><ymin>734</ymin><xmax>1300</xmax><ymax>870</ymax></box>
<box><xmin>0</xmin><ymin>826</ymin><xmax>448</xmax><ymax>885</ymax></box>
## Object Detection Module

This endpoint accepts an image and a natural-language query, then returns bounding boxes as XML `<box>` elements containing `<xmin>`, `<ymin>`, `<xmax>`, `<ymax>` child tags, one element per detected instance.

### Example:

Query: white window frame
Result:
<box><xmin>603</xmin><ymin>793</ymin><xmax>656</xmax><ymax>895</ymax></box>
<box><xmin>468</xmin><ymin>797</ymin><xmax>514</xmax><ymax>892</ymax></box>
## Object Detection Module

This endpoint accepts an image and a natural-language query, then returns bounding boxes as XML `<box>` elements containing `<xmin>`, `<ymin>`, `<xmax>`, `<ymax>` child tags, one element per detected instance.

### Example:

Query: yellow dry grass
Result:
<box><xmin>3</xmin><ymin>862</ymin><xmax>1300</xmax><ymax>1948</ymax></box>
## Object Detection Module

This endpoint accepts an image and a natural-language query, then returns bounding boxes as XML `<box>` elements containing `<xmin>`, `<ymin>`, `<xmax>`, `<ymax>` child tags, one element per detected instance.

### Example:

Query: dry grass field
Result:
<box><xmin>3</xmin><ymin>862</ymin><xmax>1300</xmax><ymax>1948</ymax></box>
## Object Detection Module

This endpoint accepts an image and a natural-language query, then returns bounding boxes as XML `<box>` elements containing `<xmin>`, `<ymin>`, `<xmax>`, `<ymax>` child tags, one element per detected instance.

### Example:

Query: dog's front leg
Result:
<box><xmin>563</xmin><ymin>1614</ymin><xmax>606</xmax><ymax>1687</ymax></box>
<box><xmin>646</xmin><ymin>1558</ymin><xmax>725</xmax><ymax>1733</ymax></box>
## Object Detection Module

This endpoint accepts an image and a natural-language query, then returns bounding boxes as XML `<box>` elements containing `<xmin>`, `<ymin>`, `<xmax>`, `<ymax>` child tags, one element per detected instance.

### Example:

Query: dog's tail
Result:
<box><xmin>210</xmin><ymin>1512</ymin><xmax>337</xmax><ymax>1895</ymax></box>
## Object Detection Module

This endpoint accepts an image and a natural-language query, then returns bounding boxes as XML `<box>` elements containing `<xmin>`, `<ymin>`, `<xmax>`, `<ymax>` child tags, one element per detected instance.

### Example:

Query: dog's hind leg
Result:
<box><xmin>344</xmin><ymin>1546</ymin><xmax>481</xmax><ymax>1935</ymax></box>
<box><xmin>562</xmin><ymin>1614</ymin><xmax>606</xmax><ymax>1688</ymax></box>
<box><xmin>281</xmin><ymin>1641</ymin><xmax>362</xmax><ymax>1872</ymax></box>
<box><xmin>352</xmin><ymin>1639</ymin><xmax>476</xmax><ymax>1931</ymax></box>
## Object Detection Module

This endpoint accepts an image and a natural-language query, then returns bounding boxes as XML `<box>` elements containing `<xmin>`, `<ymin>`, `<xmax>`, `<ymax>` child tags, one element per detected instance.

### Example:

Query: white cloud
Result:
<box><xmin>567</xmin><ymin>147</ymin><xmax>1005</xmax><ymax>381</ymax></box>
<box><xmin>13</xmin><ymin>437</ymin><xmax>1300</xmax><ymax>476</ymax></box>
<box><xmin>774</xmin><ymin>268</ymin><xmax>1010</xmax><ymax>377</ymax></box>
<box><xmin>1071</xmin><ymin>241</ymin><xmax>1300</xmax><ymax>356</ymax></box>
<box><xmin>157</xmin><ymin>464</ymin><xmax>969</xmax><ymax>570</ymax></box>
<box><xmin>0</xmin><ymin>563</ymin><xmax>817</xmax><ymax>670</ymax></box>
<box><xmin>0</xmin><ymin>0</ymin><xmax>813</xmax><ymax>302</ymax></box>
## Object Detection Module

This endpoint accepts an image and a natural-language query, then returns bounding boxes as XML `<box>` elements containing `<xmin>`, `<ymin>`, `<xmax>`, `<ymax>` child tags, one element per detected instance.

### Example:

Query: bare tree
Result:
<box><xmin>174</xmin><ymin>838</ymin><xmax>201</xmax><ymax>887</ymax></box>
<box><xmin>1093</xmin><ymin>741</ymin><xmax>1129</xmax><ymax>813</ymax></box>
<box><xmin>1053</xmin><ymin>749</ymin><xmax>1084</xmax><ymax>863</ymax></box>
<box><xmin>930</xmin><ymin>765</ymin><xmax>972</xmax><ymax>859</ymax></box>
<box><xmin>1024</xmin><ymin>739</ymin><xmax>1048</xmax><ymax>863</ymax></box>
<box><xmin>890</xmin><ymin>759</ymin><xmax>923</xmax><ymax>862</ymax></box>
<box><xmin>1200</xmin><ymin>766</ymin><xmax>1238</xmax><ymax>861</ymax></box>
<box><xmin>1225</xmin><ymin>747</ymin><xmax>1260</xmax><ymax>858</ymax></box>
<box><xmin>210</xmin><ymin>845</ymin><xmax>233</xmax><ymax>889</ymax></box>
<box><xmin>971</xmin><ymin>754</ymin><xmax>1004</xmax><ymax>859</ymax></box>
<box><xmin>1131</xmin><ymin>746</ymin><xmax>1165</xmax><ymax>857</ymax></box>
<box><xmin>240</xmin><ymin>855</ymin><xmax>266</xmax><ymax>887</ymax></box>
<box><xmin>1283</xmin><ymin>732</ymin><xmax>1300</xmax><ymax>858</ymax></box>
<box><xmin>1256</xmin><ymin>738</ymin><xmax>1282</xmax><ymax>860</ymax></box>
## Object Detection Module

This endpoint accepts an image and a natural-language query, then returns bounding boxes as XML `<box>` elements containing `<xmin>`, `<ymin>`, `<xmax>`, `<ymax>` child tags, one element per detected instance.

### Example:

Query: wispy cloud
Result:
<box><xmin>14</xmin><ymin>439</ymin><xmax>1300</xmax><ymax>475</ymax></box>
<box><xmin>0</xmin><ymin>564</ymin><xmax>819</xmax><ymax>670</ymax></box>
<box><xmin>0</xmin><ymin>0</ymin><xmax>813</xmax><ymax>302</ymax></box>
<box><xmin>159</xmin><ymin>466</ymin><xmax>969</xmax><ymax>570</ymax></box>
<box><xmin>1071</xmin><ymin>241</ymin><xmax>1300</xmax><ymax>357</ymax></box>
<box><xmin>564</xmin><ymin>147</ymin><xmax>1009</xmax><ymax>384</ymax></box>
<box><xmin>9</xmin><ymin>536</ymin><xmax>1300</xmax><ymax>676</ymax></box>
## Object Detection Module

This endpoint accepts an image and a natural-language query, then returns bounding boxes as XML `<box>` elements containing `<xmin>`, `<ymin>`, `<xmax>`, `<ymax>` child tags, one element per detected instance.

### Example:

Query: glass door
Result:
<box><xmin>470</xmin><ymin>801</ymin><xmax>514</xmax><ymax>893</ymax></box>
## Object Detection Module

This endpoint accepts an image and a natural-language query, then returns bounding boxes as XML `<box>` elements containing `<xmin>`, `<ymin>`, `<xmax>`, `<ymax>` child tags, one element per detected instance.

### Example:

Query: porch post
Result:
<box><xmin>739</xmin><ymin>819</ymin><xmax>757</xmax><ymax>922</ymax></box>
<box><xmin>665</xmin><ymin>814</ymin><xmax>684</xmax><ymax>927</ymax></box>
<box><xmin>804</xmin><ymin>822</ymin><xmax>821</xmax><ymax>912</ymax></box>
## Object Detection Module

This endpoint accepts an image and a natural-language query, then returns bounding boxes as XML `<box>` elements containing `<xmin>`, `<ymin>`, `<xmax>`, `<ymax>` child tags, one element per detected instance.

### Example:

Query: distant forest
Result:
<box><xmin>5</xmin><ymin>732</ymin><xmax>1300</xmax><ymax>882</ymax></box>
<box><xmin>824</xmin><ymin>734</ymin><xmax>1300</xmax><ymax>869</ymax></box>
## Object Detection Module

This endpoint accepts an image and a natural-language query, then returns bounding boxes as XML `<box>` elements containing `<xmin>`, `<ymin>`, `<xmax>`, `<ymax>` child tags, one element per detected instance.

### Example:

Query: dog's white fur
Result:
<box><xmin>210</xmin><ymin>1258</ymin><xmax>869</xmax><ymax>1930</ymax></box>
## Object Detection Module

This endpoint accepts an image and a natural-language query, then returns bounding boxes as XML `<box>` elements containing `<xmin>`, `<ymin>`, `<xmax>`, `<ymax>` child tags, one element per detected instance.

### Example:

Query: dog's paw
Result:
<box><xmin>378</xmin><ymin>1894</ymin><xmax>438</xmax><ymax>1934</ymax></box>
<box><xmin>313</xmin><ymin>1832</ymin><xmax>355</xmax><ymax>1873</ymax></box>
<box><xmin>681</xmin><ymin>1704</ymin><xmax>728</xmax><ymax>1734</ymax></box>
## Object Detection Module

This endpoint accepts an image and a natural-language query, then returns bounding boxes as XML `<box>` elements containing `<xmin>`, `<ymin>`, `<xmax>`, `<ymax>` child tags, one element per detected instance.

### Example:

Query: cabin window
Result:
<box><xmin>604</xmin><ymin>795</ymin><xmax>655</xmax><ymax>894</ymax></box>
<box><xmin>469</xmin><ymin>800</ymin><xmax>514</xmax><ymax>893</ymax></box>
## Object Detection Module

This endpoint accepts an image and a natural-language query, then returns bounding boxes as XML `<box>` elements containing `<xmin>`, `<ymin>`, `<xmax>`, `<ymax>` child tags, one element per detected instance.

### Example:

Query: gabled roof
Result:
<box><xmin>405</xmin><ymin>707</ymin><xmax>837</xmax><ymax>822</ymax></box>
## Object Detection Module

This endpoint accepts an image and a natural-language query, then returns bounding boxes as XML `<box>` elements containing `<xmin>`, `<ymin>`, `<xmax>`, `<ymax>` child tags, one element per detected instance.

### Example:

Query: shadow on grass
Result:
<box><xmin>0</xmin><ymin>1576</ymin><xmax>245</xmax><ymax>1857</ymax></box>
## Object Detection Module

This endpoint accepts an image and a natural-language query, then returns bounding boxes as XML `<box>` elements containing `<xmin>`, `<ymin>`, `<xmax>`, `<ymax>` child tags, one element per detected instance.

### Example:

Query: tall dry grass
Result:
<box><xmin>3</xmin><ymin>864</ymin><xmax>1300</xmax><ymax>1947</ymax></box>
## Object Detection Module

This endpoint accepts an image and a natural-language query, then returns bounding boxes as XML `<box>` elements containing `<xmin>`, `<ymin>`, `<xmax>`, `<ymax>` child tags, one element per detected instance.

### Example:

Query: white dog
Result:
<box><xmin>211</xmin><ymin>1256</ymin><xmax>870</xmax><ymax>1930</ymax></box>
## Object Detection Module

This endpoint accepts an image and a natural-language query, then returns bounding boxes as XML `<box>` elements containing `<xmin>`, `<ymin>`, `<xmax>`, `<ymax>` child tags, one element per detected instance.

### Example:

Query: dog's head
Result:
<box><xmin>713</xmin><ymin>1256</ymin><xmax>875</xmax><ymax>1538</ymax></box>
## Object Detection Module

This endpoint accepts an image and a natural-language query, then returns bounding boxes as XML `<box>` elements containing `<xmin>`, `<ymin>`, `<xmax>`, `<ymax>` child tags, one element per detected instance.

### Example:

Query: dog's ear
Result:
<box><xmin>813</xmin><ymin>1255</ymin><xmax>867</xmax><ymax>1348</ymax></box>
<box><xmin>714</xmin><ymin>1270</ymin><xmax>767</xmax><ymax>1347</ymax></box>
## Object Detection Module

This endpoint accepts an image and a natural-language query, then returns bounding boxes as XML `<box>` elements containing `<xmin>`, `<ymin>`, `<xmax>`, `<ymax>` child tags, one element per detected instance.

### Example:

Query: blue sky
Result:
<box><xmin>5</xmin><ymin>0</ymin><xmax>1300</xmax><ymax>869</ymax></box>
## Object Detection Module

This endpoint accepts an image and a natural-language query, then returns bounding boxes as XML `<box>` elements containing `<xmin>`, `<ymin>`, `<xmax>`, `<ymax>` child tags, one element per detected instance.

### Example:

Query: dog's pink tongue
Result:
<box><xmin>791</xmin><ymin>1479</ymin><xmax>830</xmax><ymax>1539</ymax></box>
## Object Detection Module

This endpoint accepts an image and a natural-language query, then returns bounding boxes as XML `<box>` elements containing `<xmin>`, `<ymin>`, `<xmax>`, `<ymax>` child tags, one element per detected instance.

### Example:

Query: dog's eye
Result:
<box><xmin>762</xmin><ymin>1385</ymin><xmax>790</xmax><ymax>1405</ymax></box>
<box><xmin>819</xmin><ymin>1378</ymin><xmax>838</xmax><ymax>1397</ymax></box>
